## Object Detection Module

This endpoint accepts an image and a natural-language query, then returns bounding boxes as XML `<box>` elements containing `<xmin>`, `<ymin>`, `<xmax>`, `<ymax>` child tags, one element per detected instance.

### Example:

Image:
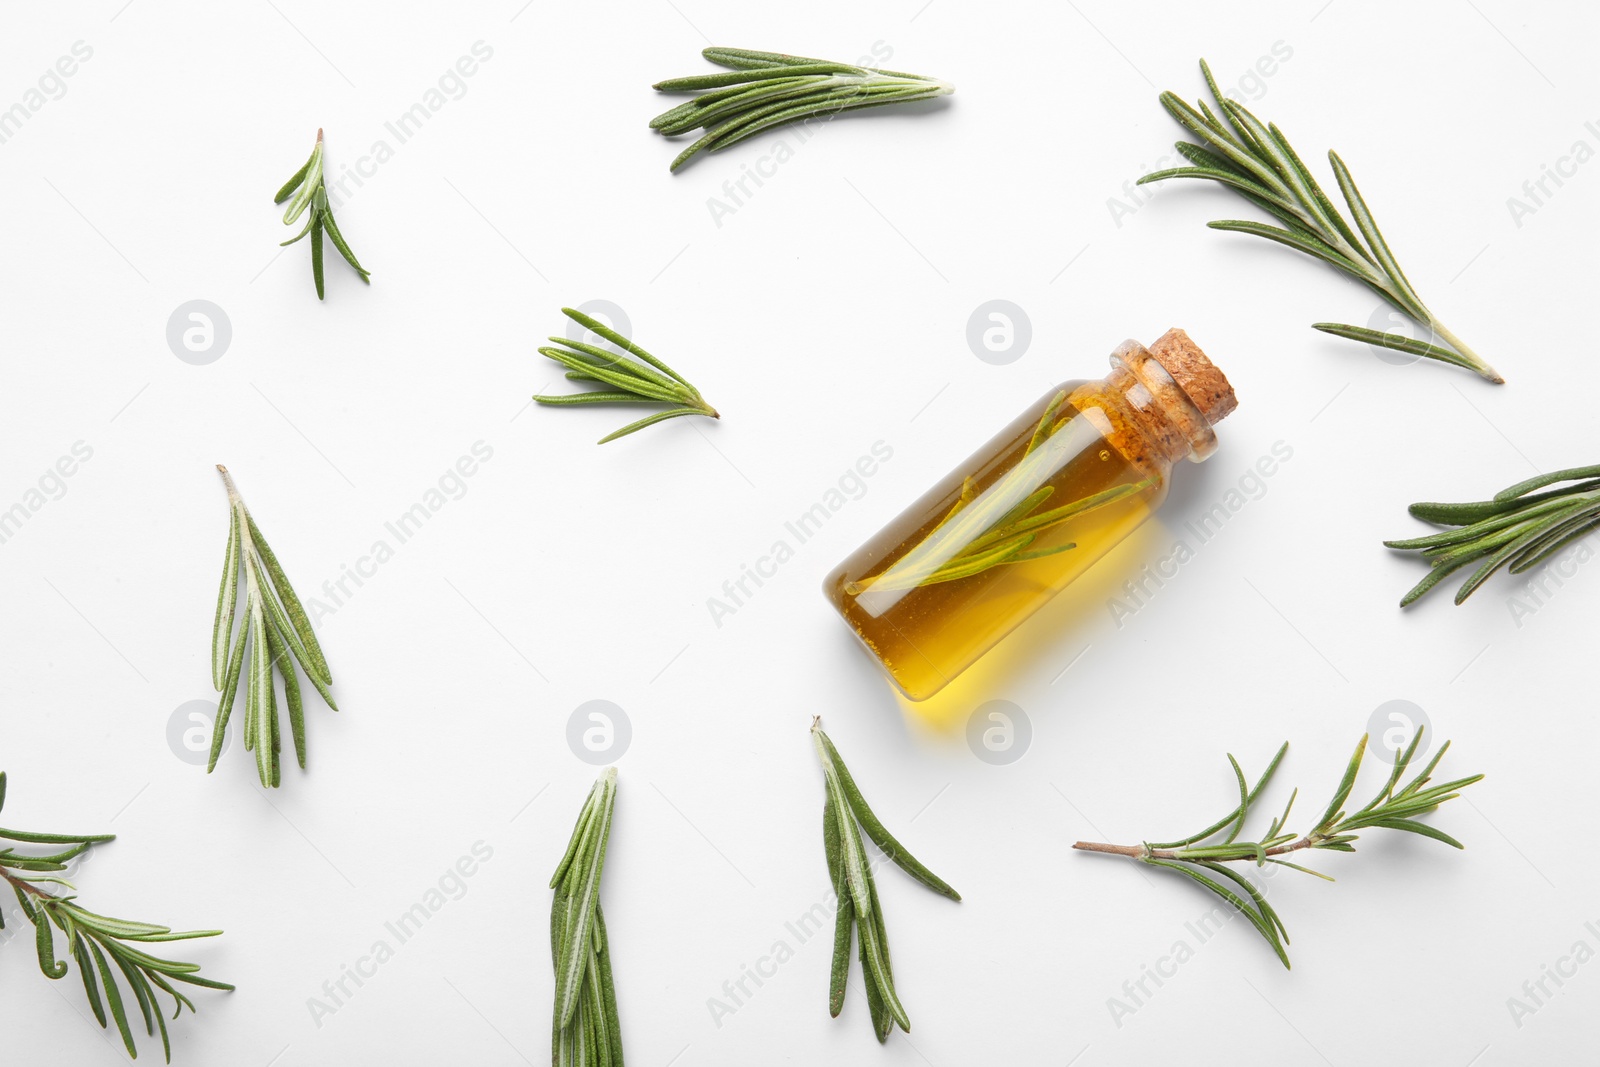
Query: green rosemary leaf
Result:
<box><xmin>823</xmin><ymin>796</ymin><xmax>851</xmax><ymax>1018</ymax></box>
<box><xmin>1196</xmin><ymin>858</ymin><xmax>1290</xmax><ymax>946</ymax></box>
<box><xmin>1147</xmin><ymin>60</ymin><xmax>1503</xmax><ymax>383</ymax></box>
<box><xmin>816</xmin><ymin>731</ymin><xmax>960</xmax><ymax>901</ymax></box>
<box><xmin>595</xmin><ymin>408</ymin><xmax>706</xmax><ymax>444</ymax></box>
<box><xmin>211</xmin><ymin>505</ymin><xmax>239</xmax><ymax>689</ymax></box>
<box><xmin>110</xmin><ymin>948</ymin><xmax>158</xmax><ymax>1040</ymax></box>
<box><xmin>1146</xmin><ymin>857</ymin><xmax>1290</xmax><ymax>968</ymax></box>
<box><xmin>548</xmin><ymin>337</ymin><xmax>682</xmax><ymax>393</ymax></box>
<box><xmin>1327</xmin><ymin>150</ymin><xmax>1423</xmax><ymax>312</ymax></box>
<box><xmin>87</xmin><ymin>939</ymin><xmax>138</xmax><ymax>1056</ymax></box>
<box><xmin>849</xmin><ymin>820</ymin><xmax>909</xmax><ymax>1033</ymax></box>
<box><xmin>1359</xmin><ymin>817</ymin><xmax>1465</xmax><ymax>849</ymax></box>
<box><xmin>243</xmin><ymin>512</ymin><xmax>330</xmax><ymax>685</ymax></box>
<box><xmin>267</xmin><ymin>621</ymin><xmax>307</xmax><ymax>770</ymax></box>
<box><xmin>74</xmin><ymin>937</ymin><xmax>108</xmax><ymax>1027</ymax></box>
<box><xmin>1311</xmin><ymin>323</ymin><xmax>1481</xmax><ymax>372</ymax></box>
<box><xmin>321</xmin><ymin>209</ymin><xmax>370</xmax><ymax>281</ymax></box>
<box><xmin>857</xmin><ymin>911</ymin><xmax>891</xmax><ymax>1042</ymax></box>
<box><xmin>1149</xmin><ymin>741</ymin><xmax>1288</xmax><ymax>849</ymax></box>
<box><xmin>593</xmin><ymin>903</ymin><xmax>624</xmax><ymax>1067</ymax></box>
<box><xmin>209</xmin><ymin>619</ymin><xmax>248</xmax><ymax>773</ymax></box>
<box><xmin>1208</xmin><ymin>219</ymin><xmax>1365</xmax><ymax>277</ymax></box>
<box><xmin>533</xmin><ymin>392</ymin><xmax>664</xmax><ymax>407</ymax></box>
<box><xmin>278</xmin><ymin>214</ymin><xmax>313</xmax><ymax>247</ymax></box>
<box><xmin>310</xmin><ymin>214</ymin><xmax>325</xmax><ymax>300</ymax></box>
<box><xmin>1495</xmin><ymin>463</ymin><xmax>1600</xmax><ymax>501</ymax></box>
<box><xmin>1314</xmin><ymin>736</ymin><xmax>1367</xmax><ymax>832</ymax></box>
<box><xmin>273</xmin><ymin>154</ymin><xmax>314</xmax><ymax>205</ymax></box>
<box><xmin>34</xmin><ymin>904</ymin><xmax>67</xmax><ymax>978</ymax></box>
<box><xmin>1139</xmin><ymin>166</ymin><xmax>1291</xmax><ymax>209</ymax></box>
<box><xmin>1221</xmin><ymin>755</ymin><xmax>1250</xmax><ymax>845</ymax></box>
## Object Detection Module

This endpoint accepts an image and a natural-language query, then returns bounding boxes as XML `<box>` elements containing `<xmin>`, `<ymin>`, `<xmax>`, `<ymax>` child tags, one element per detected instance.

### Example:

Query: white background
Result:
<box><xmin>1</xmin><ymin>1</ymin><xmax>1595</xmax><ymax>1064</ymax></box>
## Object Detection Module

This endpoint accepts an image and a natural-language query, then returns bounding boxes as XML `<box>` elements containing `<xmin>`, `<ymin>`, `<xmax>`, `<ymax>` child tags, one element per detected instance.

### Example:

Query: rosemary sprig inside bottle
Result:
<box><xmin>274</xmin><ymin>129</ymin><xmax>370</xmax><ymax>300</ymax></box>
<box><xmin>534</xmin><ymin>308</ymin><xmax>719</xmax><ymax>443</ymax></box>
<box><xmin>1074</xmin><ymin>728</ymin><xmax>1481</xmax><ymax>968</ymax></box>
<box><xmin>813</xmin><ymin>719</ymin><xmax>959</xmax><ymax>1042</ymax></box>
<box><xmin>550</xmin><ymin>768</ymin><xmax>624</xmax><ymax>1066</ymax></box>
<box><xmin>210</xmin><ymin>465</ymin><xmax>337</xmax><ymax>787</ymax></box>
<box><xmin>1386</xmin><ymin>463</ymin><xmax>1600</xmax><ymax>606</ymax></box>
<box><xmin>848</xmin><ymin>391</ymin><xmax>1151</xmax><ymax>594</ymax></box>
<box><xmin>1142</xmin><ymin>60</ymin><xmax>1501</xmax><ymax>383</ymax></box>
<box><xmin>650</xmin><ymin>47</ymin><xmax>954</xmax><ymax>172</ymax></box>
<box><xmin>0</xmin><ymin>772</ymin><xmax>232</xmax><ymax>1062</ymax></box>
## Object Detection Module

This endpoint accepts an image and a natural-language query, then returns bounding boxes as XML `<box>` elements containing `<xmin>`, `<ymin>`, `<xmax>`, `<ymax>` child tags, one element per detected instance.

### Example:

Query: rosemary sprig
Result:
<box><xmin>1141</xmin><ymin>60</ymin><xmax>1502</xmax><ymax>383</ymax></box>
<box><xmin>209</xmin><ymin>465</ymin><xmax>337</xmax><ymax>788</ymax></box>
<box><xmin>812</xmin><ymin>719</ymin><xmax>958</xmax><ymax>1042</ymax></box>
<box><xmin>848</xmin><ymin>391</ymin><xmax>1151</xmax><ymax>595</ymax></box>
<box><xmin>650</xmin><ymin>47</ymin><xmax>954</xmax><ymax>172</ymax></box>
<box><xmin>0</xmin><ymin>772</ymin><xmax>232</xmax><ymax>1062</ymax></box>
<box><xmin>1074</xmin><ymin>729</ymin><xmax>1481</xmax><ymax>968</ymax></box>
<box><xmin>533</xmin><ymin>308</ymin><xmax>719</xmax><ymax>443</ymax></box>
<box><xmin>1385</xmin><ymin>463</ymin><xmax>1600</xmax><ymax>606</ymax></box>
<box><xmin>550</xmin><ymin>768</ymin><xmax>624</xmax><ymax>1066</ymax></box>
<box><xmin>274</xmin><ymin>129</ymin><xmax>369</xmax><ymax>300</ymax></box>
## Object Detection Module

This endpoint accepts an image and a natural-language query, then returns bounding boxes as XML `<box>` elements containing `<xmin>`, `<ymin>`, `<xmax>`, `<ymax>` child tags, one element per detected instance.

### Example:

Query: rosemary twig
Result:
<box><xmin>550</xmin><ymin>768</ymin><xmax>624</xmax><ymax>1066</ymax></box>
<box><xmin>1385</xmin><ymin>463</ymin><xmax>1600</xmax><ymax>605</ymax></box>
<box><xmin>1141</xmin><ymin>60</ymin><xmax>1502</xmax><ymax>383</ymax></box>
<box><xmin>847</xmin><ymin>392</ymin><xmax>1151</xmax><ymax>594</ymax></box>
<box><xmin>0</xmin><ymin>772</ymin><xmax>232</xmax><ymax>1062</ymax></box>
<box><xmin>210</xmin><ymin>466</ymin><xmax>337</xmax><ymax>787</ymax></box>
<box><xmin>813</xmin><ymin>719</ymin><xmax>958</xmax><ymax>1042</ymax></box>
<box><xmin>650</xmin><ymin>47</ymin><xmax>954</xmax><ymax>172</ymax></box>
<box><xmin>274</xmin><ymin>129</ymin><xmax>369</xmax><ymax>300</ymax></box>
<box><xmin>1073</xmin><ymin>729</ymin><xmax>1481</xmax><ymax>968</ymax></box>
<box><xmin>534</xmin><ymin>308</ymin><xmax>718</xmax><ymax>443</ymax></box>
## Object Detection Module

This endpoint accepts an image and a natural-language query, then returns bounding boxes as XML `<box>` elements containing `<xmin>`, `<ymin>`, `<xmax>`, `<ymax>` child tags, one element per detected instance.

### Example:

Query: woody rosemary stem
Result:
<box><xmin>0</xmin><ymin>865</ymin><xmax>51</xmax><ymax>898</ymax></box>
<box><xmin>1072</xmin><ymin>836</ymin><xmax>1323</xmax><ymax>862</ymax></box>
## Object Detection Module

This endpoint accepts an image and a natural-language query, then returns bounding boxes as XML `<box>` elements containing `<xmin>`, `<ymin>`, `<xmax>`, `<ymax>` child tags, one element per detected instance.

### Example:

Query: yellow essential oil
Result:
<box><xmin>823</xmin><ymin>329</ymin><xmax>1237</xmax><ymax>700</ymax></box>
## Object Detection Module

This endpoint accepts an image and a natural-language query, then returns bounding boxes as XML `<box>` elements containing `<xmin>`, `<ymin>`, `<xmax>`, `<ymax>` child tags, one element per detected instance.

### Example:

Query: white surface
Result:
<box><xmin>1</xmin><ymin>1</ymin><xmax>1595</xmax><ymax>1064</ymax></box>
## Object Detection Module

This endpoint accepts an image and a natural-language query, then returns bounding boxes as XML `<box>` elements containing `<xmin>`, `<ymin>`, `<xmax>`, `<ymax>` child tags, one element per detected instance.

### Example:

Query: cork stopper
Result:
<box><xmin>1148</xmin><ymin>328</ymin><xmax>1237</xmax><ymax>424</ymax></box>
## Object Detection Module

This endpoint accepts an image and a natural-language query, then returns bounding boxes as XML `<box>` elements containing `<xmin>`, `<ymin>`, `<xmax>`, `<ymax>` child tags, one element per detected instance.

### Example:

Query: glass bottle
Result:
<box><xmin>823</xmin><ymin>329</ymin><xmax>1237</xmax><ymax>701</ymax></box>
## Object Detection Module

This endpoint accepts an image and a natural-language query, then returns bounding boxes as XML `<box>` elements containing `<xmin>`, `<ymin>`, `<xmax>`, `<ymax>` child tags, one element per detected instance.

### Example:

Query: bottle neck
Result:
<box><xmin>1106</xmin><ymin>337</ymin><xmax>1223</xmax><ymax>465</ymax></box>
